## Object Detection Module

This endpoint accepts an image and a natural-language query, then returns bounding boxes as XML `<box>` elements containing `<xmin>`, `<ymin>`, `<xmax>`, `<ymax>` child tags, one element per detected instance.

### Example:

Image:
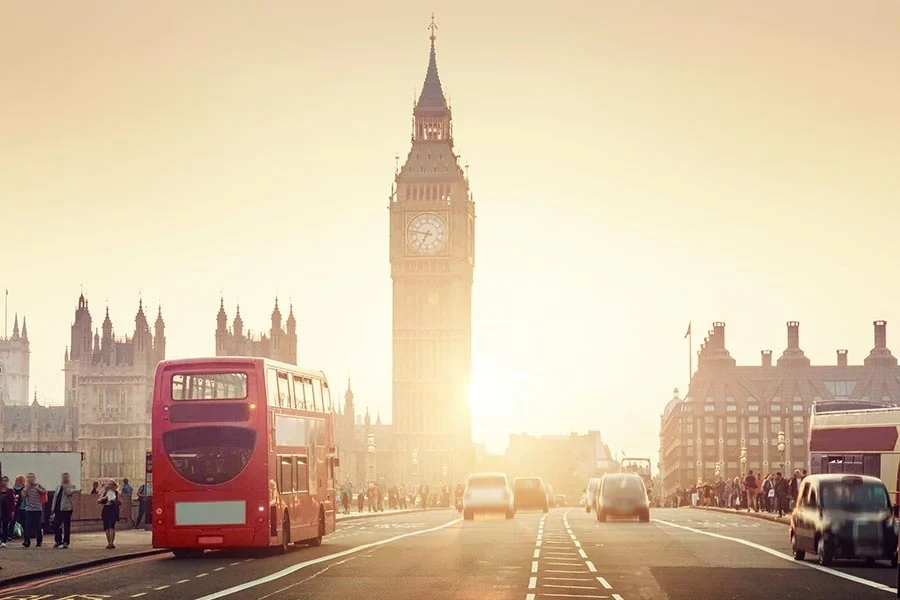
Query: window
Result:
<box><xmin>748</xmin><ymin>404</ymin><xmax>759</xmax><ymax>412</ymax></box>
<box><xmin>793</xmin><ymin>416</ymin><xmax>804</xmax><ymax>434</ymax></box>
<box><xmin>279</xmin><ymin>456</ymin><xmax>294</xmax><ymax>493</ymax></box>
<box><xmin>277</xmin><ymin>373</ymin><xmax>292</xmax><ymax>408</ymax></box>
<box><xmin>303</xmin><ymin>379</ymin><xmax>315</xmax><ymax>411</ymax></box>
<box><xmin>749</xmin><ymin>416</ymin><xmax>760</xmax><ymax>434</ymax></box>
<box><xmin>793</xmin><ymin>404</ymin><xmax>804</xmax><ymax>414</ymax></box>
<box><xmin>704</xmin><ymin>418</ymin><xmax>715</xmax><ymax>434</ymax></box>
<box><xmin>294</xmin><ymin>375</ymin><xmax>306</xmax><ymax>410</ymax></box>
<box><xmin>726</xmin><ymin>405</ymin><xmax>737</xmax><ymax>412</ymax></box>
<box><xmin>162</xmin><ymin>426</ymin><xmax>255</xmax><ymax>485</ymax></box>
<box><xmin>771</xmin><ymin>404</ymin><xmax>782</xmax><ymax>412</ymax></box>
<box><xmin>705</xmin><ymin>397</ymin><xmax>714</xmax><ymax>403</ymax></box>
<box><xmin>726</xmin><ymin>396</ymin><xmax>735</xmax><ymax>403</ymax></box>
<box><xmin>793</xmin><ymin>437</ymin><xmax>804</xmax><ymax>446</ymax></box>
<box><xmin>267</xmin><ymin>370</ymin><xmax>279</xmax><ymax>405</ymax></box>
<box><xmin>686</xmin><ymin>447</ymin><xmax>694</xmax><ymax>457</ymax></box>
<box><xmin>683</xmin><ymin>404</ymin><xmax>693</xmax><ymax>413</ymax></box>
<box><xmin>704</xmin><ymin>438</ymin><xmax>716</xmax><ymax>446</ymax></box>
<box><xmin>704</xmin><ymin>405</ymin><xmax>715</xmax><ymax>412</ymax></box>
<box><xmin>749</xmin><ymin>438</ymin><xmax>760</xmax><ymax>446</ymax></box>
<box><xmin>727</xmin><ymin>439</ymin><xmax>737</xmax><ymax>446</ymax></box>
<box><xmin>726</xmin><ymin>423</ymin><xmax>738</xmax><ymax>434</ymax></box>
<box><xmin>295</xmin><ymin>457</ymin><xmax>309</xmax><ymax>492</ymax></box>
<box><xmin>172</xmin><ymin>373</ymin><xmax>248</xmax><ymax>400</ymax></box>
<box><xmin>313</xmin><ymin>380</ymin><xmax>324</xmax><ymax>412</ymax></box>
<box><xmin>685</xmin><ymin>422</ymin><xmax>694</xmax><ymax>434</ymax></box>
<box><xmin>323</xmin><ymin>382</ymin><xmax>333</xmax><ymax>412</ymax></box>
<box><xmin>824</xmin><ymin>381</ymin><xmax>857</xmax><ymax>397</ymax></box>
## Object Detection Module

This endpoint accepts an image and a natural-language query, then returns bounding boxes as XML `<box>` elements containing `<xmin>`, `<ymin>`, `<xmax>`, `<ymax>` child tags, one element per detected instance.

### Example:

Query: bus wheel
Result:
<box><xmin>280</xmin><ymin>513</ymin><xmax>290</xmax><ymax>554</ymax></box>
<box><xmin>309</xmin><ymin>510</ymin><xmax>324</xmax><ymax>547</ymax></box>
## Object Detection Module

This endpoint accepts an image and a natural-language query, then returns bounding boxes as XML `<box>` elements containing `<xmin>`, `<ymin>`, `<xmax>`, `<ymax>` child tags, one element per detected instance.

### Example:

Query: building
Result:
<box><xmin>215</xmin><ymin>299</ymin><xmax>297</xmax><ymax>365</ymax></box>
<box><xmin>0</xmin><ymin>313</ymin><xmax>30</xmax><ymax>405</ymax></box>
<box><xmin>389</xmin><ymin>21</ymin><xmax>476</xmax><ymax>485</ymax></box>
<box><xmin>0</xmin><ymin>394</ymin><xmax>76</xmax><ymax>452</ymax></box>
<box><xmin>64</xmin><ymin>294</ymin><xmax>165</xmax><ymax>484</ymax></box>
<box><xmin>334</xmin><ymin>380</ymin><xmax>395</xmax><ymax>486</ymax></box>
<box><xmin>506</xmin><ymin>431</ymin><xmax>615</xmax><ymax>499</ymax></box>
<box><xmin>659</xmin><ymin>320</ymin><xmax>900</xmax><ymax>499</ymax></box>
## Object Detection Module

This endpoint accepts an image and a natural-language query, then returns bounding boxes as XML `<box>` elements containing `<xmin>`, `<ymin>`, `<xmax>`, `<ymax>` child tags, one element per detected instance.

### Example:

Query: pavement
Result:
<box><xmin>0</xmin><ymin>506</ymin><xmax>427</xmax><ymax>585</ymax></box>
<box><xmin>4</xmin><ymin>507</ymin><xmax>899</xmax><ymax>599</ymax></box>
<box><xmin>692</xmin><ymin>504</ymin><xmax>792</xmax><ymax>524</ymax></box>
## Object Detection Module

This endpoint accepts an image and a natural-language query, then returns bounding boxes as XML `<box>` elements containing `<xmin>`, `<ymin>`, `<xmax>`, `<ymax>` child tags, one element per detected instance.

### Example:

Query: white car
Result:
<box><xmin>585</xmin><ymin>477</ymin><xmax>601</xmax><ymax>513</ymax></box>
<box><xmin>462</xmin><ymin>472</ymin><xmax>515</xmax><ymax>520</ymax></box>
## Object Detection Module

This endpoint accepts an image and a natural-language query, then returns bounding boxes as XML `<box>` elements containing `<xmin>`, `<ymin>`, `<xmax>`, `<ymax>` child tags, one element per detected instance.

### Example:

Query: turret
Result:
<box><xmin>154</xmin><ymin>306</ymin><xmax>166</xmax><ymax>363</ymax></box>
<box><xmin>70</xmin><ymin>294</ymin><xmax>93</xmax><ymax>360</ymax></box>
<box><xmin>20</xmin><ymin>316</ymin><xmax>27</xmax><ymax>341</ymax></box>
<box><xmin>11</xmin><ymin>314</ymin><xmax>19</xmax><ymax>339</ymax></box>
<box><xmin>216</xmin><ymin>298</ymin><xmax>228</xmax><ymax>353</ymax></box>
<box><xmin>233</xmin><ymin>304</ymin><xmax>244</xmax><ymax>338</ymax></box>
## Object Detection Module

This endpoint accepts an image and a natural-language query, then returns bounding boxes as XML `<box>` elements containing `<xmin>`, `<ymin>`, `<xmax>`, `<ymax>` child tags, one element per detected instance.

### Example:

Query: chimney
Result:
<box><xmin>787</xmin><ymin>321</ymin><xmax>800</xmax><ymax>350</ymax></box>
<box><xmin>837</xmin><ymin>349</ymin><xmax>848</xmax><ymax>367</ymax></box>
<box><xmin>761</xmin><ymin>350</ymin><xmax>772</xmax><ymax>367</ymax></box>
<box><xmin>874</xmin><ymin>320</ymin><xmax>887</xmax><ymax>349</ymax></box>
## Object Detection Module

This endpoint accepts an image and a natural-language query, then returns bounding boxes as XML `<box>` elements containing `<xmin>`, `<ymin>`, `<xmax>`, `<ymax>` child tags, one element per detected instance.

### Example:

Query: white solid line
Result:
<box><xmin>585</xmin><ymin>560</ymin><xmax>597</xmax><ymax>572</ymax></box>
<box><xmin>542</xmin><ymin>594</ymin><xmax>607</xmax><ymax>599</ymax></box>
<box><xmin>533</xmin><ymin>549</ymin><xmax>540</xmax><ymax>558</ymax></box>
<box><xmin>597</xmin><ymin>577</ymin><xmax>612</xmax><ymax>589</ymax></box>
<box><xmin>612</xmin><ymin>595</ymin><xmax>624</xmax><ymax>600</ymax></box>
<box><xmin>544</xmin><ymin>584</ymin><xmax>601</xmax><ymax>590</ymax></box>
<box><xmin>546</xmin><ymin>569</ymin><xmax>590</xmax><ymax>573</ymax></box>
<box><xmin>529</xmin><ymin>577</ymin><xmax>537</xmax><ymax>589</ymax></box>
<box><xmin>547</xmin><ymin>561</ymin><xmax>582</xmax><ymax>566</ymax></box>
<box><xmin>532</xmin><ymin>560</ymin><xmax>539</xmax><ymax>573</ymax></box>
<box><xmin>578</xmin><ymin>549</ymin><xmax>588</xmax><ymax>558</ymax></box>
<box><xmin>190</xmin><ymin>517</ymin><xmax>462</xmax><ymax>600</ymax></box>
<box><xmin>545</xmin><ymin>552</ymin><xmax>579</xmax><ymax>557</ymax></box>
<box><xmin>654</xmin><ymin>519</ymin><xmax>897</xmax><ymax>595</ymax></box>
<box><xmin>545</xmin><ymin>577</ymin><xmax>593</xmax><ymax>581</ymax></box>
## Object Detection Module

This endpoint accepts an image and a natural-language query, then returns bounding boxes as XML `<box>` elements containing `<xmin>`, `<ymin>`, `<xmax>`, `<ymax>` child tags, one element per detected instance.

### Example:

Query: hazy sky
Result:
<box><xmin>3</xmin><ymin>2</ymin><xmax>900</xmax><ymax>458</ymax></box>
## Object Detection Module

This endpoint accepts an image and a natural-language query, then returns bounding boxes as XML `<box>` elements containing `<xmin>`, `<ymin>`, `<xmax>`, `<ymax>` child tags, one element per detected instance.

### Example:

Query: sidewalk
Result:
<box><xmin>692</xmin><ymin>505</ymin><xmax>791</xmax><ymax>525</ymax></box>
<box><xmin>0</xmin><ymin>506</ymin><xmax>436</xmax><ymax>584</ymax></box>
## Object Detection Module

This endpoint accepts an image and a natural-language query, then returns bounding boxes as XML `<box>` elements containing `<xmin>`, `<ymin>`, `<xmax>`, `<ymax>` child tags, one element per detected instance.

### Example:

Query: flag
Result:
<box><xmin>684</xmin><ymin>321</ymin><xmax>691</xmax><ymax>339</ymax></box>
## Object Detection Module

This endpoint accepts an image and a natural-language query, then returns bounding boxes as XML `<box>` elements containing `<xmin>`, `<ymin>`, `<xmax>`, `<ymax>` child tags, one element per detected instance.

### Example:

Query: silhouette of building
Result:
<box><xmin>507</xmin><ymin>431</ymin><xmax>615</xmax><ymax>499</ymax></box>
<box><xmin>334</xmin><ymin>380</ymin><xmax>395</xmax><ymax>485</ymax></box>
<box><xmin>64</xmin><ymin>294</ymin><xmax>165</xmax><ymax>483</ymax></box>
<box><xmin>659</xmin><ymin>320</ymin><xmax>900</xmax><ymax>499</ymax></box>
<box><xmin>0</xmin><ymin>313</ymin><xmax>30</xmax><ymax>405</ymax></box>
<box><xmin>215</xmin><ymin>298</ymin><xmax>297</xmax><ymax>365</ymax></box>
<box><xmin>389</xmin><ymin>20</ymin><xmax>475</xmax><ymax>485</ymax></box>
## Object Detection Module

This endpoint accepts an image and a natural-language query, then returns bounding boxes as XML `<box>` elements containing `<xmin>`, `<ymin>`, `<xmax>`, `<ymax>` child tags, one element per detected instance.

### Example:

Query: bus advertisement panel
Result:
<box><xmin>151</xmin><ymin>357</ymin><xmax>337</xmax><ymax>557</ymax></box>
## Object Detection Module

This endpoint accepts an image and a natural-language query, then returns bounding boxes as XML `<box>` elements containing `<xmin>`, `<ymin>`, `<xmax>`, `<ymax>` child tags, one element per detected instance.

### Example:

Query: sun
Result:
<box><xmin>469</xmin><ymin>367</ymin><xmax>519</xmax><ymax>452</ymax></box>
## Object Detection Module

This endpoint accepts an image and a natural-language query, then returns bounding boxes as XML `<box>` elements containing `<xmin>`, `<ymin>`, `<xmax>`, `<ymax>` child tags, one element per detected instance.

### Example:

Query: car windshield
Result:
<box><xmin>602</xmin><ymin>476</ymin><xmax>644</xmax><ymax>498</ymax></box>
<box><xmin>514</xmin><ymin>479</ymin><xmax>542</xmax><ymax>491</ymax></box>
<box><xmin>467</xmin><ymin>476</ymin><xmax>506</xmax><ymax>489</ymax></box>
<box><xmin>821</xmin><ymin>481</ymin><xmax>890</xmax><ymax>512</ymax></box>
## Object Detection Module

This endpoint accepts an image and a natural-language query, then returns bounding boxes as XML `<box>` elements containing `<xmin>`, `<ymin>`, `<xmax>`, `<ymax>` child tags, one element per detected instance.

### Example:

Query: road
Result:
<box><xmin>7</xmin><ymin>507</ymin><xmax>900</xmax><ymax>600</ymax></box>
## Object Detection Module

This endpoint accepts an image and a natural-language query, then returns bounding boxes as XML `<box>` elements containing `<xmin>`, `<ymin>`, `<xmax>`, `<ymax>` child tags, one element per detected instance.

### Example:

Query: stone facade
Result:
<box><xmin>64</xmin><ymin>294</ymin><xmax>165</xmax><ymax>484</ymax></box>
<box><xmin>333</xmin><ymin>380</ymin><xmax>395</xmax><ymax>486</ymax></box>
<box><xmin>0</xmin><ymin>396</ymin><xmax>76</xmax><ymax>452</ymax></box>
<box><xmin>659</xmin><ymin>320</ymin><xmax>900</xmax><ymax>499</ymax></box>
<box><xmin>0</xmin><ymin>313</ymin><xmax>30</xmax><ymax>405</ymax></box>
<box><xmin>215</xmin><ymin>299</ymin><xmax>297</xmax><ymax>365</ymax></box>
<box><xmin>389</xmin><ymin>26</ymin><xmax>476</xmax><ymax>486</ymax></box>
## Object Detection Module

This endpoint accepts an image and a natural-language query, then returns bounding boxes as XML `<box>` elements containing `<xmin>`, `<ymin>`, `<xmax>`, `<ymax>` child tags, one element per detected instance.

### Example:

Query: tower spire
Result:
<box><xmin>416</xmin><ymin>14</ymin><xmax>447</xmax><ymax>111</ymax></box>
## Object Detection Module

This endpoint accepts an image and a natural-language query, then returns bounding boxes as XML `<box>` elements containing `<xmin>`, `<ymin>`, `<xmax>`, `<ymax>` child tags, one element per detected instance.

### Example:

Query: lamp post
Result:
<box><xmin>714</xmin><ymin>462</ymin><xmax>721</xmax><ymax>480</ymax></box>
<box><xmin>412</xmin><ymin>449</ymin><xmax>419</xmax><ymax>483</ymax></box>
<box><xmin>777</xmin><ymin>430</ymin><xmax>786</xmax><ymax>472</ymax></box>
<box><xmin>366</xmin><ymin>432</ymin><xmax>376</xmax><ymax>482</ymax></box>
<box><xmin>740</xmin><ymin>447</ymin><xmax>747</xmax><ymax>474</ymax></box>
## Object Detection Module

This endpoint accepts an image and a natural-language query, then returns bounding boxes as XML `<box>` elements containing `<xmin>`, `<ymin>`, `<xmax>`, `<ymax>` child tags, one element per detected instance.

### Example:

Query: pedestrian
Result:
<box><xmin>89</xmin><ymin>481</ymin><xmax>100</xmax><ymax>495</ymax></box>
<box><xmin>357</xmin><ymin>487</ymin><xmax>365</xmax><ymax>512</ymax></box>
<box><xmin>22</xmin><ymin>472</ymin><xmax>47</xmax><ymax>548</ymax></box>
<box><xmin>12</xmin><ymin>475</ymin><xmax>26</xmax><ymax>535</ymax></box>
<box><xmin>133</xmin><ymin>482</ymin><xmax>149</xmax><ymax>528</ymax></box>
<box><xmin>97</xmin><ymin>480</ymin><xmax>121</xmax><ymax>549</ymax></box>
<box><xmin>121</xmin><ymin>478</ymin><xmax>133</xmax><ymax>495</ymax></box>
<box><xmin>744</xmin><ymin>471</ymin><xmax>758</xmax><ymax>512</ymax></box>
<box><xmin>51</xmin><ymin>472</ymin><xmax>76</xmax><ymax>548</ymax></box>
<box><xmin>774</xmin><ymin>472</ymin><xmax>790</xmax><ymax>517</ymax></box>
<box><xmin>0</xmin><ymin>476</ymin><xmax>16</xmax><ymax>547</ymax></box>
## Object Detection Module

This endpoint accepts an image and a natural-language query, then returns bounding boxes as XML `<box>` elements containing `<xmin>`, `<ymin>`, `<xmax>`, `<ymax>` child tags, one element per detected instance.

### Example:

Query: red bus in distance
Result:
<box><xmin>151</xmin><ymin>357</ymin><xmax>337</xmax><ymax>557</ymax></box>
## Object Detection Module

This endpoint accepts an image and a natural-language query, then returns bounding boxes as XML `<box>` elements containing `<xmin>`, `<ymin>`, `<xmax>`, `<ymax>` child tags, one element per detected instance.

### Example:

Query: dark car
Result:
<box><xmin>596</xmin><ymin>473</ymin><xmax>650</xmax><ymax>522</ymax></box>
<box><xmin>513</xmin><ymin>477</ymin><xmax>549</xmax><ymax>512</ymax></box>
<box><xmin>790</xmin><ymin>474</ymin><xmax>898</xmax><ymax>567</ymax></box>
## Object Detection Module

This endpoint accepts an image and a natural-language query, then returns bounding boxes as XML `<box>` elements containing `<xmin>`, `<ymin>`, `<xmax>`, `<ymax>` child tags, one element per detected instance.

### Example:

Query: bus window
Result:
<box><xmin>323</xmin><ymin>382</ymin><xmax>332</xmax><ymax>412</ymax></box>
<box><xmin>304</xmin><ymin>379</ymin><xmax>316</xmax><ymax>412</ymax></box>
<box><xmin>276</xmin><ymin>373</ymin><xmax>292</xmax><ymax>408</ymax></box>
<box><xmin>313</xmin><ymin>380</ymin><xmax>323</xmax><ymax>413</ymax></box>
<box><xmin>296</xmin><ymin>457</ymin><xmax>309</xmax><ymax>492</ymax></box>
<box><xmin>267</xmin><ymin>369</ymin><xmax>279</xmax><ymax>406</ymax></box>
<box><xmin>293</xmin><ymin>376</ymin><xmax>306</xmax><ymax>410</ymax></box>
<box><xmin>279</xmin><ymin>456</ymin><xmax>293</xmax><ymax>494</ymax></box>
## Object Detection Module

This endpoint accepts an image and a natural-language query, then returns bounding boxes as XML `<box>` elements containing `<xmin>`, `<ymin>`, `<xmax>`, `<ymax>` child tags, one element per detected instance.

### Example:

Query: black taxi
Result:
<box><xmin>790</xmin><ymin>474</ymin><xmax>898</xmax><ymax>567</ymax></box>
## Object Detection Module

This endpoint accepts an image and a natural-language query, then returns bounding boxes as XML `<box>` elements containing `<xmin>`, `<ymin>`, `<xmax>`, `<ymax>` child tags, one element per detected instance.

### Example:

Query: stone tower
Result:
<box><xmin>389</xmin><ymin>19</ymin><xmax>475</xmax><ymax>485</ymax></box>
<box><xmin>0</xmin><ymin>313</ymin><xmax>30</xmax><ymax>405</ymax></box>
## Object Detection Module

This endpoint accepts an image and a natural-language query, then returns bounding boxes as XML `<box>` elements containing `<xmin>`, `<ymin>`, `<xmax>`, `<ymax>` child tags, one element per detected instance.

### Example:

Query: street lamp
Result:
<box><xmin>740</xmin><ymin>447</ymin><xmax>748</xmax><ymax>473</ymax></box>
<box><xmin>777</xmin><ymin>430</ymin><xmax>786</xmax><ymax>471</ymax></box>
<box><xmin>714</xmin><ymin>462</ymin><xmax>721</xmax><ymax>479</ymax></box>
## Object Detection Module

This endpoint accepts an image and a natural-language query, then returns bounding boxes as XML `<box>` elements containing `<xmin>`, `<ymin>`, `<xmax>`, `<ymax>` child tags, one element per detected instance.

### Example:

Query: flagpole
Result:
<box><xmin>688</xmin><ymin>326</ymin><xmax>692</xmax><ymax>383</ymax></box>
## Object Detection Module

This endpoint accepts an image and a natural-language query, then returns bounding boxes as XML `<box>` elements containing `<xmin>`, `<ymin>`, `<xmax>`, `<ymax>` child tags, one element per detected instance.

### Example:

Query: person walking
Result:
<box><xmin>744</xmin><ymin>471</ymin><xmax>758</xmax><ymax>512</ymax></box>
<box><xmin>51</xmin><ymin>472</ymin><xmax>76</xmax><ymax>548</ymax></box>
<box><xmin>12</xmin><ymin>476</ymin><xmax>26</xmax><ymax>536</ymax></box>
<box><xmin>133</xmin><ymin>482</ymin><xmax>149</xmax><ymax>528</ymax></box>
<box><xmin>97</xmin><ymin>480</ymin><xmax>121</xmax><ymax>549</ymax></box>
<box><xmin>22</xmin><ymin>473</ymin><xmax>47</xmax><ymax>548</ymax></box>
<box><xmin>774</xmin><ymin>472</ymin><xmax>791</xmax><ymax>517</ymax></box>
<box><xmin>0</xmin><ymin>477</ymin><xmax>16</xmax><ymax>547</ymax></box>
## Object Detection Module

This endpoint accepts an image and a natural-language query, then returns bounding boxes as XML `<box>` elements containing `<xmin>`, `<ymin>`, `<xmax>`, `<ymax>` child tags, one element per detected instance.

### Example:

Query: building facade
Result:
<box><xmin>659</xmin><ymin>320</ymin><xmax>900</xmax><ymax>499</ymax></box>
<box><xmin>64</xmin><ymin>294</ymin><xmax>165</xmax><ymax>484</ymax></box>
<box><xmin>0</xmin><ymin>314</ymin><xmax>30</xmax><ymax>405</ymax></box>
<box><xmin>0</xmin><ymin>395</ymin><xmax>76</xmax><ymax>452</ymax></box>
<box><xmin>390</xmin><ymin>24</ymin><xmax>476</xmax><ymax>485</ymax></box>
<box><xmin>215</xmin><ymin>299</ymin><xmax>297</xmax><ymax>364</ymax></box>
<box><xmin>333</xmin><ymin>381</ymin><xmax>395</xmax><ymax>486</ymax></box>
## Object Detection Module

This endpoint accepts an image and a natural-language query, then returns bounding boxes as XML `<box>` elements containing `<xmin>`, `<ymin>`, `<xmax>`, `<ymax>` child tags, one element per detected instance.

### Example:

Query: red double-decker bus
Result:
<box><xmin>151</xmin><ymin>357</ymin><xmax>337</xmax><ymax>557</ymax></box>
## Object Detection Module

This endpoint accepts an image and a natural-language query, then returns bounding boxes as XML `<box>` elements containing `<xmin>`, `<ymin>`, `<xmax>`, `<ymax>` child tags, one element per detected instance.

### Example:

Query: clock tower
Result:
<box><xmin>390</xmin><ymin>19</ymin><xmax>475</xmax><ymax>485</ymax></box>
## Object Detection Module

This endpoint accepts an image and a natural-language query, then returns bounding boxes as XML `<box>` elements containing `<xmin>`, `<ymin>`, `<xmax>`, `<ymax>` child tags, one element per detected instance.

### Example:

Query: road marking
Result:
<box><xmin>131</xmin><ymin>594</ymin><xmax>147</xmax><ymax>598</ymax></box>
<box><xmin>544</xmin><ymin>584</ymin><xmax>601</xmax><ymax>590</ymax></box>
<box><xmin>178</xmin><ymin>579</ymin><xmax>191</xmax><ymax>584</ymax></box>
<box><xmin>153</xmin><ymin>586</ymin><xmax>170</xmax><ymax>591</ymax></box>
<box><xmin>526</xmin><ymin>594</ymin><xmax>536</xmax><ymax>600</ymax></box>
<box><xmin>533</xmin><ymin>549</ymin><xmax>540</xmax><ymax>558</ymax></box>
<box><xmin>597</xmin><ymin>577</ymin><xmax>612</xmax><ymax>589</ymax></box>
<box><xmin>545</xmin><ymin>552</ymin><xmax>579</xmax><ymax>556</ymax></box>
<box><xmin>548</xmin><ymin>561</ymin><xmax>582</xmax><ymax>566</ymax></box>
<box><xmin>191</xmin><ymin>517</ymin><xmax>462</xmax><ymax>600</ymax></box>
<box><xmin>573</xmin><ymin>540</ymin><xmax>582</xmax><ymax>548</ymax></box>
<box><xmin>532</xmin><ymin>560</ymin><xmax>539</xmax><ymax>573</ymax></box>
<box><xmin>528</xmin><ymin>577</ymin><xmax>537</xmax><ymax>589</ymax></box>
<box><xmin>655</xmin><ymin>519</ymin><xmax>898</xmax><ymax>595</ymax></box>
<box><xmin>196</xmin><ymin>573</ymin><xmax>208</xmax><ymax>578</ymax></box>
<box><xmin>613</xmin><ymin>595</ymin><xmax>624</xmax><ymax>600</ymax></box>
<box><xmin>229</xmin><ymin>562</ymin><xmax>241</xmax><ymax>566</ymax></box>
<box><xmin>546</xmin><ymin>577</ymin><xmax>593</xmax><ymax>581</ymax></box>
<box><xmin>585</xmin><ymin>560</ymin><xmax>597</xmax><ymax>572</ymax></box>
<box><xmin>254</xmin><ymin>556</ymin><xmax>357</xmax><ymax>600</ymax></box>
<box><xmin>536</xmin><ymin>540</ymin><xmax>542</xmax><ymax>547</ymax></box>
<box><xmin>546</xmin><ymin>569</ymin><xmax>590</xmax><ymax>573</ymax></box>
<box><xmin>578</xmin><ymin>549</ymin><xmax>588</xmax><ymax>558</ymax></box>
<box><xmin>542</xmin><ymin>594</ymin><xmax>608</xmax><ymax>599</ymax></box>
<box><xmin>213</xmin><ymin>567</ymin><xmax>225</xmax><ymax>572</ymax></box>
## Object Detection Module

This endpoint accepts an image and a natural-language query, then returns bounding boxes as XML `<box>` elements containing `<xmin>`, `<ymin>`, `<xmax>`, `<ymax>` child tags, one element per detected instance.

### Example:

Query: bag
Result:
<box><xmin>40</xmin><ymin>491</ymin><xmax>49</xmax><ymax>505</ymax></box>
<box><xmin>12</xmin><ymin>521</ymin><xmax>23</xmax><ymax>539</ymax></box>
<box><xmin>768</xmin><ymin>489</ymin><xmax>775</xmax><ymax>498</ymax></box>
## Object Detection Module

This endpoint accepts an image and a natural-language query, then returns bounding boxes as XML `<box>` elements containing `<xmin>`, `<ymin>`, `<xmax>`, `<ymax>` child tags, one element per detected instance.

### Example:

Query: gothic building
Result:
<box><xmin>389</xmin><ymin>21</ymin><xmax>475</xmax><ymax>485</ymax></box>
<box><xmin>215</xmin><ymin>299</ymin><xmax>297</xmax><ymax>364</ymax></box>
<box><xmin>64</xmin><ymin>294</ymin><xmax>165</xmax><ymax>484</ymax></box>
<box><xmin>0</xmin><ymin>313</ymin><xmax>30</xmax><ymax>405</ymax></box>
<box><xmin>334</xmin><ymin>380</ymin><xmax>395</xmax><ymax>485</ymax></box>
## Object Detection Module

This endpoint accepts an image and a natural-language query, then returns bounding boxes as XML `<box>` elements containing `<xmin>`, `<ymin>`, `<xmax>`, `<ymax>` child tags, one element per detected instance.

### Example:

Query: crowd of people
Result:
<box><xmin>0</xmin><ymin>471</ymin><xmax>150</xmax><ymax>553</ymax></box>
<box><xmin>670</xmin><ymin>468</ymin><xmax>808</xmax><ymax>516</ymax></box>
<box><xmin>338</xmin><ymin>482</ymin><xmax>463</xmax><ymax>514</ymax></box>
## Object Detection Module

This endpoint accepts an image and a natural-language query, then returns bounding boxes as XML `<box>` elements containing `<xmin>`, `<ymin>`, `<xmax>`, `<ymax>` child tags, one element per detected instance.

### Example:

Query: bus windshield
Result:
<box><xmin>172</xmin><ymin>373</ymin><xmax>248</xmax><ymax>400</ymax></box>
<box><xmin>162</xmin><ymin>426</ymin><xmax>256</xmax><ymax>485</ymax></box>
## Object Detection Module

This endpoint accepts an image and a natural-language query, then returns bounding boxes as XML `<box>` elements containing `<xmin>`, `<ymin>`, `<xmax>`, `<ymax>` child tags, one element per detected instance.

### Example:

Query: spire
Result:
<box><xmin>135</xmin><ymin>298</ymin><xmax>149</xmax><ymax>333</ymax></box>
<box><xmin>416</xmin><ymin>14</ymin><xmax>448</xmax><ymax>111</ymax></box>
<box><xmin>271</xmin><ymin>297</ymin><xmax>282</xmax><ymax>329</ymax></box>
<box><xmin>233</xmin><ymin>304</ymin><xmax>244</xmax><ymax>337</ymax></box>
<box><xmin>376</xmin><ymin>410</ymin><xmax>382</xmax><ymax>426</ymax></box>
<box><xmin>20</xmin><ymin>315</ymin><xmax>27</xmax><ymax>341</ymax></box>
<box><xmin>364</xmin><ymin>406</ymin><xmax>371</xmax><ymax>427</ymax></box>
<box><xmin>102</xmin><ymin>306</ymin><xmax>113</xmax><ymax>339</ymax></box>
<box><xmin>11</xmin><ymin>313</ymin><xmax>19</xmax><ymax>339</ymax></box>
<box><xmin>155</xmin><ymin>305</ymin><xmax>164</xmax><ymax>330</ymax></box>
<box><xmin>217</xmin><ymin>297</ymin><xmax>228</xmax><ymax>332</ymax></box>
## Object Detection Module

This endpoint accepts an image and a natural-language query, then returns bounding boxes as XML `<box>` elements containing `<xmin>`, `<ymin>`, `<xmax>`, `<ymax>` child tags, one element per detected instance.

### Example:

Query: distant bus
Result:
<box><xmin>808</xmin><ymin>403</ymin><xmax>900</xmax><ymax>504</ymax></box>
<box><xmin>151</xmin><ymin>357</ymin><xmax>337</xmax><ymax>557</ymax></box>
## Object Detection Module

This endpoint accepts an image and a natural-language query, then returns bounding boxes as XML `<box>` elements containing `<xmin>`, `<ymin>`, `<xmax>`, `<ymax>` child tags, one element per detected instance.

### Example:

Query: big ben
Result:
<box><xmin>390</xmin><ymin>20</ymin><xmax>475</xmax><ymax>485</ymax></box>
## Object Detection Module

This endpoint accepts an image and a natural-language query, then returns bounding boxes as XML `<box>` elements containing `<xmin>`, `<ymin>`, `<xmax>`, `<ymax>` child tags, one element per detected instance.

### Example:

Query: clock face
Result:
<box><xmin>406</xmin><ymin>213</ymin><xmax>447</xmax><ymax>255</ymax></box>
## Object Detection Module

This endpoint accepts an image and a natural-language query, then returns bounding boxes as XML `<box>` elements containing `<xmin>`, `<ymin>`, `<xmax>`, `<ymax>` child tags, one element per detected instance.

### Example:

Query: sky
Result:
<box><xmin>2</xmin><ymin>1</ymin><xmax>900</xmax><ymax>460</ymax></box>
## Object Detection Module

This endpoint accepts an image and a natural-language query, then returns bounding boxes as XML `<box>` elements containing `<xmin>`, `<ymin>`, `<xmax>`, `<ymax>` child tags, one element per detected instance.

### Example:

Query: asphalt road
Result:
<box><xmin>7</xmin><ymin>507</ymin><xmax>900</xmax><ymax>600</ymax></box>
